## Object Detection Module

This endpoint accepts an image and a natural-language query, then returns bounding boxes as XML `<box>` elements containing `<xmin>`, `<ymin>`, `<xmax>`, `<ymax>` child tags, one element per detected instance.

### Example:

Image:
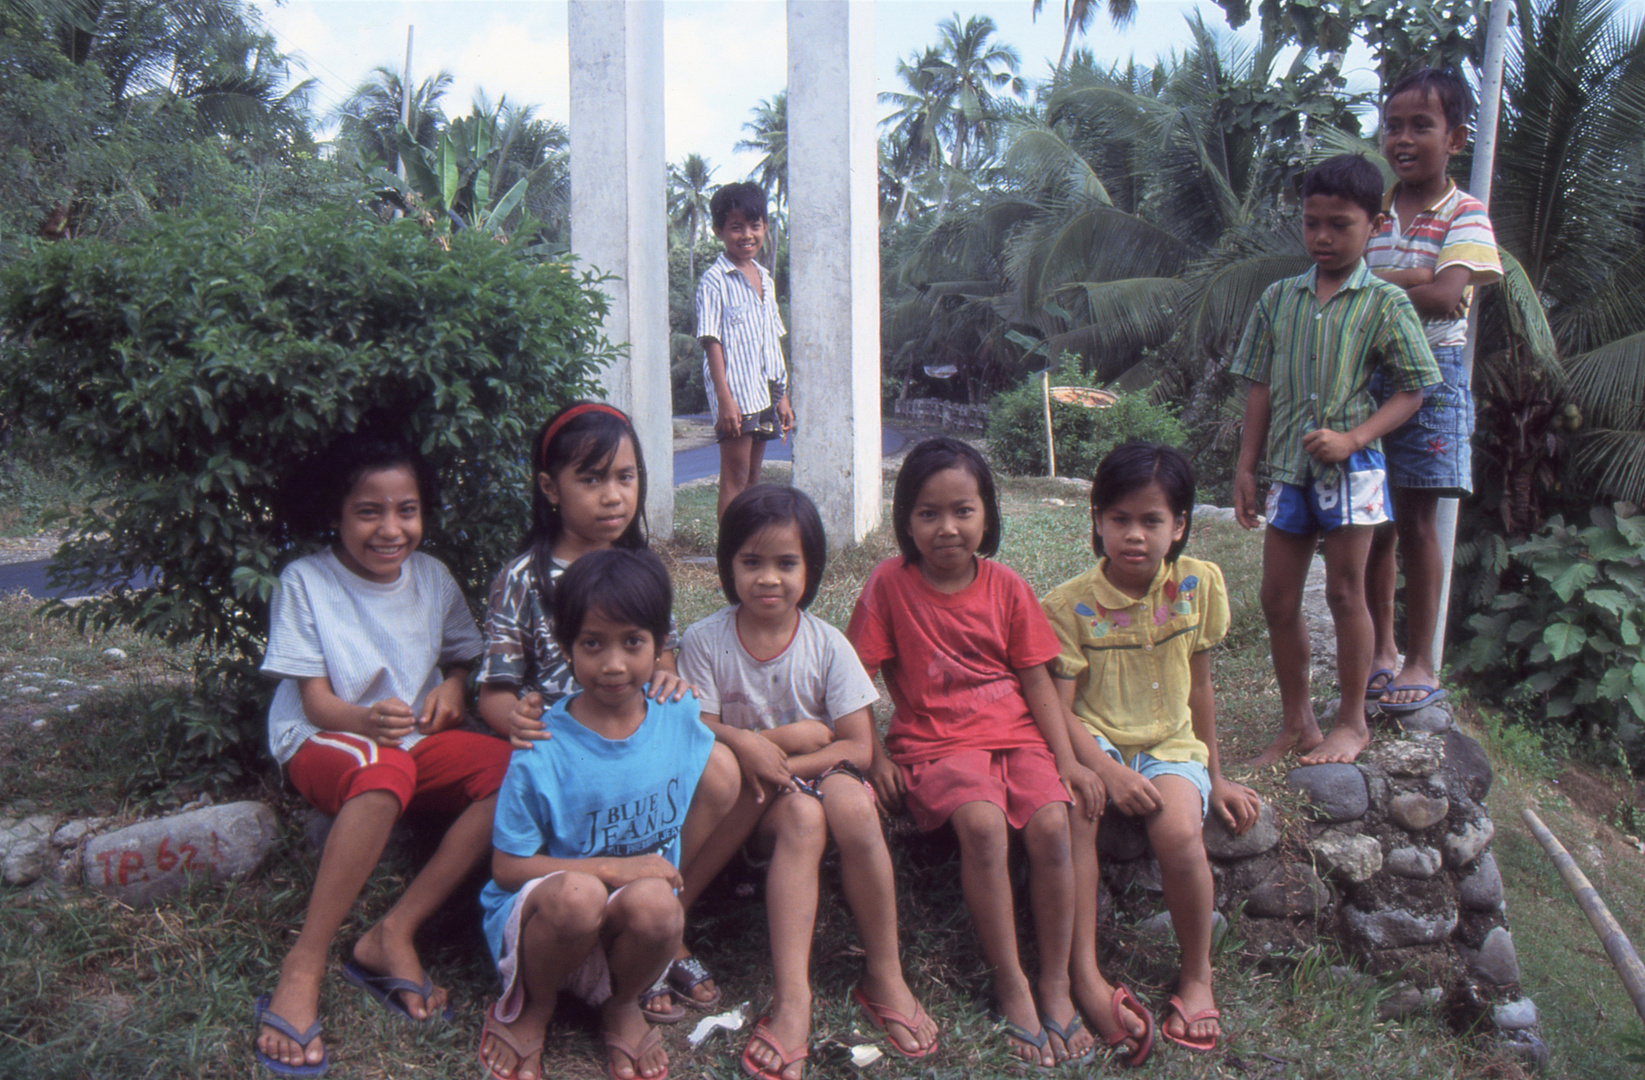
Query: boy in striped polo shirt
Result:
<box><xmin>697</xmin><ymin>181</ymin><xmax>794</xmax><ymax>519</ymax></box>
<box><xmin>1233</xmin><ymin>155</ymin><xmax>1441</xmax><ymax>767</ymax></box>
<box><xmin>1363</xmin><ymin>69</ymin><xmax>1502</xmax><ymax>716</ymax></box>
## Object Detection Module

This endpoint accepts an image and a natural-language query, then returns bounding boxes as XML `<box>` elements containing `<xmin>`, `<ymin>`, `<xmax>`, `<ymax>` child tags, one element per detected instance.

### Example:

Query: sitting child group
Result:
<box><xmin>251</xmin><ymin>67</ymin><xmax>1497</xmax><ymax>1080</ymax></box>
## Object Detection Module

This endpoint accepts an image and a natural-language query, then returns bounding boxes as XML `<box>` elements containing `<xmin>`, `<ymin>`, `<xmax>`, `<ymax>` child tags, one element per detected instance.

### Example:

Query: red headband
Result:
<box><xmin>538</xmin><ymin>403</ymin><xmax>630</xmax><ymax>467</ymax></box>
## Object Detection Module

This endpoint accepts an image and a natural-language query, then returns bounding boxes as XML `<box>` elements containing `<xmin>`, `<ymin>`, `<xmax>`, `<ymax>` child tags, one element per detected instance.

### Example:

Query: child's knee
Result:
<box><xmin>1023</xmin><ymin>802</ymin><xmax>1072</xmax><ymax>864</ymax></box>
<box><xmin>950</xmin><ymin>803</ymin><xmax>1008</xmax><ymax>854</ymax></box>
<box><xmin>614</xmin><ymin>878</ymin><xmax>685</xmax><ymax>941</ymax></box>
<box><xmin>526</xmin><ymin>872</ymin><xmax>608</xmax><ymax>934</ymax></box>
<box><xmin>770</xmin><ymin>791</ymin><xmax>828</xmax><ymax>848</ymax></box>
<box><xmin>821</xmin><ymin>782</ymin><xmax>883</xmax><ymax>851</ymax></box>
<box><xmin>693</xmin><ymin>743</ymin><xmax>741</xmax><ymax>813</ymax></box>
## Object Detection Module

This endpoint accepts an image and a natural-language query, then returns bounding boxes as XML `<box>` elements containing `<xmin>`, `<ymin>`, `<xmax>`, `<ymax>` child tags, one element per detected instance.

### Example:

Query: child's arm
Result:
<box><xmin>700</xmin><ymin>712</ymin><xmax>797</xmax><ymax>802</ymax></box>
<box><xmin>1054</xmin><ymin>676</ymin><xmax>1160</xmax><ymax>818</ymax></box>
<box><xmin>479</xmin><ymin>688</ymin><xmax>550</xmax><ymax>750</ymax></box>
<box><xmin>414</xmin><ymin>663</ymin><xmax>471</xmax><ymax>734</ymax></box>
<box><xmin>648</xmin><ymin>649</ymin><xmax>696</xmax><ymax>704</ymax></box>
<box><xmin>761</xmin><ymin>720</ymin><xmax>834</xmax><ymax>757</ymax></box>
<box><xmin>702</xmin><ymin>339</ymin><xmax>743</xmax><ymax>440</ymax></box>
<box><xmin>1188</xmin><ymin>649</ymin><xmax>1261</xmax><ymax>834</ymax></box>
<box><xmin>863</xmin><ymin>716</ymin><xmax>905</xmax><ymax>812</ymax></box>
<box><xmin>1301</xmin><ymin>388</ymin><xmax>1423</xmax><ymax>464</ymax></box>
<box><xmin>492</xmin><ymin>849</ymin><xmax>682</xmax><ymax>895</ymax></box>
<box><xmin>781</xmin><ymin>710</ymin><xmax>872</xmax><ymax>779</ymax></box>
<box><xmin>1019</xmin><ymin>663</ymin><xmax>1102</xmax><ymax>814</ymax></box>
<box><xmin>1372</xmin><ymin>265</ymin><xmax>1471</xmax><ymax>319</ymax></box>
<box><xmin>1233</xmin><ymin>381</ymin><xmax>1271</xmax><ymax>530</ymax></box>
<box><xmin>297</xmin><ymin>676</ymin><xmax>415</xmax><ymax>747</ymax></box>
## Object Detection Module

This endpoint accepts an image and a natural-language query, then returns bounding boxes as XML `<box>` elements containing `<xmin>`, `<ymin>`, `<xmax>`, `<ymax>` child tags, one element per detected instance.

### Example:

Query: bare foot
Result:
<box><xmin>478</xmin><ymin>1007</ymin><xmax>547</xmax><ymax>1080</ymax></box>
<box><xmin>1247</xmin><ymin>722</ymin><xmax>1323</xmax><ymax>768</ymax></box>
<box><xmin>1038</xmin><ymin>982</ymin><xmax>1095</xmax><ymax>1062</ymax></box>
<box><xmin>603</xmin><ymin>1002</ymin><xmax>668</xmax><ymax>1080</ymax></box>
<box><xmin>1378</xmin><ymin>660</ymin><xmax>1438</xmax><ymax>707</ymax></box>
<box><xmin>256</xmin><ymin>960</ymin><xmax>325</xmax><ymax>1071</ymax></box>
<box><xmin>855</xmin><ymin>973</ymin><xmax>937</xmax><ymax>1057</ymax></box>
<box><xmin>997</xmin><ymin>981</ymin><xmax>1052</xmax><ymax>1067</ymax></box>
<box><xmin>353</xmin><ymin>922</ymin><xmax>446</xmax><ymax>1019</ymax></box>
<box><xmin>1165</xmin><ymin>977</ymin><xmax>1220</xmax><ymax>1046</ymax></box>
<box><xmin>1299</xmin><ymin>722</ymin><xmax>1370</xmax><ymax>765</ymax></box>
<box><xmin>746</xmin><ymin>992</ymin><xmax>810</xmax><ymax>1080</ymax></box>
<box><xmin>1072</xmin><ymin>973</ymin><xmax>1147</xmax><ymax>1060</ymax></box>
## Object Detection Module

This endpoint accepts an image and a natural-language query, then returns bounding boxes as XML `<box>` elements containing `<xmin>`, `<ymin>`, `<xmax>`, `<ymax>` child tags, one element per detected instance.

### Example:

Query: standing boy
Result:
<box><xmin>1233</xmin><ymin>155</ymin><xmax>1441</xmax><ymax>766</ymax></box>
<box><xmin>696</xmin><ymin>181</ymin><xmax>795</xmax><ymax>519</ymax></box>
<box><xmin>1363</xmin><ymin>69</ymin><xmax>1502</xmax><ymax>714</ymax></box>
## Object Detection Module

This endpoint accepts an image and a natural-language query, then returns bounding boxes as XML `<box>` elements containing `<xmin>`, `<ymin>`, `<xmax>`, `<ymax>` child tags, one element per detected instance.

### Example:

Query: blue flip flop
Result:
<box><xmin>254</xmin><ymin>994</ymin><xmax>328</xmax><ymax>1076</ymax></box>
<box><xmin>1365</xmin><ymin>668</ymin><xmax>1396</xmax><ymax>694</ymax></box>
<box><xmin>341</xmin><ymin>959</ymin><xmax>454</xmax><ymax>1022</ymax></box>
<box><xmin>1042</xmin><ymin>1013</ymin><xmax>1095</xmax><ymax>1065</ymax></box>
<box><xmin>1377</xmin><ymin>684</ymin><xmax>1448</xmax><ymax>714</ymax></box>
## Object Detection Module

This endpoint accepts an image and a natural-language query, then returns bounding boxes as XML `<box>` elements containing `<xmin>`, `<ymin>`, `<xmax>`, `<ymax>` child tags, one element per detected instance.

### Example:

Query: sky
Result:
<box><xmin>251</xmin><ymin>0</ymin><xmax>1256</xmax><ymax>178</ymax></box>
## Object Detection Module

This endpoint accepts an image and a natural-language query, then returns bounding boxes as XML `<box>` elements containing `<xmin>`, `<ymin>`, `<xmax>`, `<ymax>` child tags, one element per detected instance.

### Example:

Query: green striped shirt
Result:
<box><xmin>1230</xmin><ymin>261</ymin><xmax>1439</xmax><ymax>486</ymax></box>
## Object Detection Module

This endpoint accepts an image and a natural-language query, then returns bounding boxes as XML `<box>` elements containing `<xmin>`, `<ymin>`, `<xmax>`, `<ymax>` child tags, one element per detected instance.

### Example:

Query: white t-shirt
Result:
<box><xmin>262</xmin><ymin>549</ymin><xmax>484</xmax><ymax>763</ymax></box>
<box><xmin>677</xmin><ymin>606</ymin><xmax>878</xmax><ymax>731</ymax></box>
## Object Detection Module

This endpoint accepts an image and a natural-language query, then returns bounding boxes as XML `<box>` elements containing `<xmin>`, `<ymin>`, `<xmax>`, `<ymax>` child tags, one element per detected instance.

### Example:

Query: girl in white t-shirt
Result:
<box><xmin>678</xmin><ymin>485</ymin><xmax>938</xmax><ymax>1080</ymax></box>
<box><xmin>255</xmin><ymin>434</ymin><xmax>511</xmax><ymax>1076</ymax></box>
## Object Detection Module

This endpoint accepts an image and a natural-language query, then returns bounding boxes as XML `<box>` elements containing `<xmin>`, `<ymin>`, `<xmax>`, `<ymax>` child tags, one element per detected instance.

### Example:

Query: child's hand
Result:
<box><xmin>508</xmin><ymin>692</ymin><xmax>550</xmax><ymax>750</ymax></box>
<box><xmin>716</xmin><ymin>393</ymin><xmax>743</xmax><ymax>439</ymax></box>
<box><xmin>1104</xmin><ymin>767</ymin><xmax>1163</xmax><ymax>817</ymax></box>
<box><xmin>1302</xmin><ymin>427</ymin><xmax>1361</xmax><ymax>465</ymax></box>
<box><xmin>867</xmin><ymin>752</ymin><xmax>906</xmax><ymax>814</ymax></box>
<box><xmin>1210</xmin><ymin>778</ymin><xmax>1261</xmax><ymax>834</ymax></box>
<box><xmin>1233</xmin><ymin>470</ymin><xmax>1262</xmax><ymax>530</ymax></box>
<box><xmin>415</xmin><ymin>677</ymin><xmax>466</xmax><ymax>734</ymax></box>
<box><xmin>1060</xmin><ymin>761</ymin><xmax>1105</xmax><ymax>823</ymax></box>
<box><xmin>776</xmin><ymin>394</ymin><xmax>795</xmax><ymax>440</ymax></box>
<box><xmin>648</xmin><ymin>670</ymin><xmax>697</xmax><ymax>704</ymax></box>
<box><xmin>732</xmin><ymin>731</ymin><xmax>796</xmax><ymax>803</ymax></box>
<box><xmin>603</xmin><ymin>854</ymin><xmax>684</xmax><ymax>893</ymax></box>
<box><xmin>363</xmin><ymin>697</ymin><xmax>416</xmax><ymax>747</ymax></box>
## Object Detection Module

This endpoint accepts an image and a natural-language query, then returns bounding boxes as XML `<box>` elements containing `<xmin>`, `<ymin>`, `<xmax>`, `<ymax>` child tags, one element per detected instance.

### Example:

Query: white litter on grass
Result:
<box><xmin>850</xmin><ymin>1045</ymin><xmax>883</xmax><ymax>1068</ymax></box>
<box><xmin>687</xmin><ymin>1003</ymin><xmax>747</xmax><ymax>1047</ymax></box>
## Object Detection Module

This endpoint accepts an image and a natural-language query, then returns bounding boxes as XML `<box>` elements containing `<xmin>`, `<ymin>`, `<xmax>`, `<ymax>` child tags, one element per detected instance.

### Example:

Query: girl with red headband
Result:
<box><xmin>474</xmin><ymin>401</ymin><xmax>749</xmax><ymax>1037</ymax></box>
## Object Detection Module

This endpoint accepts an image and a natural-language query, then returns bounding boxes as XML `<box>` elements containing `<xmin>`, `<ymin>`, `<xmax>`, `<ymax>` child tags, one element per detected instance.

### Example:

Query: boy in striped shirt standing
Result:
<box><xmin>1363</xmin><ymin>69</ymin><xmax>1502</xmax><ymax>717</ymax></box>
<box><xmin>697</xmin><ymin>181</ymin><xmax>795</xmax><ymax>519</ymax></box>
<box><xmin>1233</xmin><ymin>155</ymin><xmax>1441</xmax><ymax>767</ymax></box>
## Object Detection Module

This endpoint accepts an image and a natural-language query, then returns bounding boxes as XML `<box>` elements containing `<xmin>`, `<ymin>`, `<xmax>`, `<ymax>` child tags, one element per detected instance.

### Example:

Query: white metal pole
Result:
<box><xmin>397</xmin><ymin>26</ymin><xmax>413</xmax><ymax>183</ymax></box>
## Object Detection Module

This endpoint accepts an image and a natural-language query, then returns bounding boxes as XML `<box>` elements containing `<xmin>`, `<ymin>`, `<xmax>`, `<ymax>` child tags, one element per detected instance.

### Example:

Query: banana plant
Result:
<box><xmin>370</xmin><ymin>101</ymin><xmax>530</xmax><ymax>238</ymax></box>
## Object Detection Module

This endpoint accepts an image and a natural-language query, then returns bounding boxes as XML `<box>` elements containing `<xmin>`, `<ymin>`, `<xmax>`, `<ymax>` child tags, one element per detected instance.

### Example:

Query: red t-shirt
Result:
<box><xmin>847</xmin><ymin>557</ymin><xmax>1062</xmax><ymax>765</ymax></box>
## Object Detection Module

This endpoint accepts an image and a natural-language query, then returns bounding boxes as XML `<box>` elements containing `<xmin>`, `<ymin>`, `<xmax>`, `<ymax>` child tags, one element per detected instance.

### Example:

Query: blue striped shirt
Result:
<box><xmin>696</xmin><ymin>252</ymin><xmax>787</xmax><ymax>418</ymax></box>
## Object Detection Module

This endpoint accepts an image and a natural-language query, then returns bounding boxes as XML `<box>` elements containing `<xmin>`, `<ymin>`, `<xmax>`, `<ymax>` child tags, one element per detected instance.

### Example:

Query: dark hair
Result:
<box><xmin>550</xmin><ymin>547</ymin><xmax>673</xmax><ymax>655</ymax></box>
<box><xmin>1090</xmin><ymin>441</ymin><xmax>1196</xmax><ymax>563</ymax></box>
<box><xmin>1385</xmin><ymin>67</ymin><xmax>1474</xmax><ymax>130</ymax></box>
<box><xmin>282</xmin><ymin>432</ymin><xmax>439</xmax><ymax>540</ymax></box>
<box><xmin>710</xmin><ymin>181</ymin><xmax>768</xmax><ymax>231</ymax></box>
<box><xmin>522</xmin><ymin>401</ymin><xmax>648</xmax><ymax>602</ymax></box>
<box><xmin>717</xmin><ymin>484</ymin><xmax>827</xmax><ymax>609</ymax></box>
<box><xmin>1300</xmin><ymin>154</ymin><xmax>1384</xmax><ymax>221</ymax></box>
<box><xmin>892</xmin><ymin>437</ymin><xmax>1001</xmax><ymax>564</ymax></box>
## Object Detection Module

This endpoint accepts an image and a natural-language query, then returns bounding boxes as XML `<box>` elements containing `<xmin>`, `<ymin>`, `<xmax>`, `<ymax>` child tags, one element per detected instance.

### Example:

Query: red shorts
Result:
<box><xmin>900</xmin><ymin>744</ymin><xmax>1071</xmax><ymax>832</ymax></box>
<box><xmin>286</xmin><ymin>729</ymin><xmax>510</xmax><ymax>817</ymax></box>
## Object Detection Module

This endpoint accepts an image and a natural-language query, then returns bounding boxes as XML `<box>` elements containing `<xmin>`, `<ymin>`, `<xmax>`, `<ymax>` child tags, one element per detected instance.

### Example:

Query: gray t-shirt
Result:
<box><xmin>262</xmin><ymin>548</ymin><xmax>484</xmax><ymax>763</ymax></box>
<box><xmin>677</xmin><ymin>606</ymin><xmax>878</xmax><ymax>731</ymax></box>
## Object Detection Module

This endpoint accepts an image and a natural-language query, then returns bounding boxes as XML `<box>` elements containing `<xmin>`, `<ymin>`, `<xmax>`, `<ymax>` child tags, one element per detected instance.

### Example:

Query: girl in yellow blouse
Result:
<box><xmin>1042</xmin><ymin>442</ymin><xmax>1261</xmax><ymax>1056</ymax></box>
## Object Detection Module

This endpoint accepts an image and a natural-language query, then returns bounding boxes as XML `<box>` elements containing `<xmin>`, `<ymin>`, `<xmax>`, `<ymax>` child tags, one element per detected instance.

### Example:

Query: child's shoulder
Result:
<box><xmin>1171</xmin><ymin>554</ymin><xmax>1223</xmax><ymax>589</ymax></box>
<box><xmin>680</xmin><ymin>604</ymin><xmax>737</xmax><ymax>643</ymax></box>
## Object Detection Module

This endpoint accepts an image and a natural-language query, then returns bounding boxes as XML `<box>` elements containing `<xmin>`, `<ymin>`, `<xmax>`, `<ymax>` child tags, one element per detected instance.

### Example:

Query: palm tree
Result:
<box><xmin>335</xmin><ymin>66</ymin><xmax>453</xmax><ymax>173</ymax></box>
<box><xmin>668</xmin><ymin>153</ymin><xmax>716</xmax><ymax>282</ymax></box>
<box><xmin>880</xmin><ymin>48</ymin><xmax>951</xmax><ymax>223</ymax></box>
<box><xmin>931</xmin><ymin>14</ymin><xmax>1024</xmax><ymax>217</ymax></box>
<box><xmin>737</xmin><ymin>91</ymin><xmax>788</xmax><ymax>212</ymax></box>
<box><xmin>1031</xmin><ymin>0</ymin><xmax>1139</xmax><ymax>74</ymax></box>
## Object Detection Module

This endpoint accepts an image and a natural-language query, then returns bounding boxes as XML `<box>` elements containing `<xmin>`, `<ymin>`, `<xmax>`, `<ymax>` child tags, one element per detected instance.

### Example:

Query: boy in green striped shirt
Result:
<box><xmin>1231</xmin><ymin>155</ymin><xmax>1441</xmax><ymax>767</ymax></box>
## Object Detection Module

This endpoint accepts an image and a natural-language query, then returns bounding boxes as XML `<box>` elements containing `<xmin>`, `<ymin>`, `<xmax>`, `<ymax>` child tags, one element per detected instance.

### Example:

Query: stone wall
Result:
<box><xmin>892</xmin><ymin>397</ymin><xmax>991</xmax><ymax>432</ymax></box>
<box><xmin>1097</xmin><ymin>700</ymin><xmax>1545</xmax><ymax>1067</ymax></box>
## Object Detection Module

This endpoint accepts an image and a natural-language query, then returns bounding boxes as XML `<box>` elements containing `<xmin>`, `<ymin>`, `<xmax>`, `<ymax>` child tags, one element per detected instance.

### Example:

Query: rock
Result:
<box><xmin>1459</xmin><ymin>852</ymin><xmax>1505</xmax><ymax>911</ymax></box>
<box><xmin>1137</xmin><ymin>909</ymin><xmax>1228</xmax><ymax>947</ymax></box>
<box><xmin>1461</xmin><ymin>927</ymin><xmax>1520</xmax><ymax>985</ymax></box>
<box><xmin>1247</xmin><ymin>862</ymin><xmax>1330</xmax><ymax>918</ymax></box>
<box><xmin>1421</xmin><ymin>987</ymin><xmax>1444</xmax><ymax>1010</ymax></box>
<box><xmin>52</xmin><ymin>679</ymin><xmax>75</xmax><ymax>688</ymax></box>
<box><xmin>1195</xmin><ymin>505</ymin><xmax>1237</xmax><ymax>522</ymax></box>
<box><xmin>18</xmin><ymin>686</ymin><xmax>41</xmax><ymax>697</ymax></box>
<box><xmin>1493</xmin><ymin>998</ymin><xmax>1538</xmax><ymax>1030</ymax></box>
<box><xmin>1376</xmin><ymin>984</ymin><xmax>1426</xmax><ymax>1020</ymax></box>
<box><xmin>1132</xmin><ymin>859</ymin><xmax>1163</xmax><ymax>893</ymax></box>
<box><xmin>1344</xmin><ymin>904</ymin><xmax>1458</xmax><ymax>948</ymax></box>
<box><xmin>64</xmin><ymin>703</ymin><xmax>81</xmax><ymax>714</ymax></box>
<box><xmin>1284</xmin><ymin>764</ymin><xmax>1369</xmax><ymax>822</ymax></box>
<box><xmin>47</xmin><ymin>849</ymin><xmax>82</xmax><ymax>886</ymax></box>
<box><xmin>1393</xmin><ymin>703</ymin><xmax>1453</xmax><ymax>734</ymax></box>
<box><xmin>83</xmin><ymin>801</ymin><xmax>278</xmax><ymax>904</ymax></box>
<box><xmin>1365</xmin><ymin>774</ymin><xmax>1390</xmax><ymax>812</ymax></box>
<box><xmin>1309</xmin><ymin>832</ymin><xmax>1383</xmax><ymax>883</ymax></box>
<box><xmin>1384</xmin><ymin>846</ymin><xmax>1443</xmax><ymax>879</ymax></box>
<box><xmin>1445</xmin><ymin>818</ymin><xmax>1496</xmax><ymax>869</ymax></box>
<box><xmin>1499</xmin><ymin>1031</ymin><xmax>1549</xmax><ymax>1069</ymax></box>
<box><xmin>1443</xmin><ymin>730</ymin><xmax>1493</xmax><ymax>802</ymax></box>
<box><xmin>1203</xmin><ymin>802</ymin><xmax>1281</xmax><ymax>859</ymax></box>
<box><xmin>52</xmin><ymin>817</ymin><xmax>113</xmax><ymax>847</ymax></box>
<box><xmin>1097</xmin><ymin>813</ymin><xmax>1149</xmax><ymax>862</ymax></box>
<box><xmin>1388</xmin><ymin>790</ymin><xmax>1450</xmax><ymax>832</ymax></box>
<box><xmin>3</xmin><ymin>835</ymin><xmax>51</xmax><ymax>886</ymax></box>
<box><xmin>29</xmin><ymin>718</ymin><xmax>46</xmax><ymax>732</ymax></box>
<box><xmin>1363</xmin><ymin>734</ymin><xmax>1444</xmax><ymax>778</ymax></box>
<box><xmin>102</xmin><ymin>648</ymin><xmax>127</xmax><ymax>661</ymax></box>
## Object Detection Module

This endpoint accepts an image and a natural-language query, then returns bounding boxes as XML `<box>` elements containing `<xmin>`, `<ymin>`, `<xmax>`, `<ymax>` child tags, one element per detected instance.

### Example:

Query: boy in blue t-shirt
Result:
<box><xmin>476</xmin><ymin>549</ymin><xmax>714</xmax><ymax>1080</ymax></box>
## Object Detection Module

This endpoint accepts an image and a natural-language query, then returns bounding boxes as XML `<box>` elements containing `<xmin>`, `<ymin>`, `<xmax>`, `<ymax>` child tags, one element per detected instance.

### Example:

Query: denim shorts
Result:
<box><xmin>1091</xmin><ymin>732</ymin><xmax>1211</xmax><ymax>820</ymax></box>
<box><xmin>1369</xmin><ymin>344</ymin><xmax>1474</xmax><ymax>496</ymax></box>
<box><xmin>1265</xmin><ymin>448</ymin><xmax>1392</xmax><ymax>534</ymax></box>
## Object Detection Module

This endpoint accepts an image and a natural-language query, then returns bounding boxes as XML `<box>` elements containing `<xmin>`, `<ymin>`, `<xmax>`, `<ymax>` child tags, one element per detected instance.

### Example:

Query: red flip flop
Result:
<box><xmin>1161</xmin><ymin>994</ymin><xmax>1220</xmax><ymax>1052</ymax></box>
<box><xmin>741</xmin><ymin>1016</ymin><xmax>808</xmax><ymax>1080</ymax></box>
<box><xmin>1105</xmin><ymin>985</ymin><xmax>1155</xmax><ymax>1068</ymax></box>
<box><xmin>850</xmin><ymin>986</ymin><xmax>939</xmax><ymax>1059</ymax></box>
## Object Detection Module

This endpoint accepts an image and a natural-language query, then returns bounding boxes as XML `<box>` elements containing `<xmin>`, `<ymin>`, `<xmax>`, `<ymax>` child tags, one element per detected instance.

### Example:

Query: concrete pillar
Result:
<box><xmin>787</xmin><ymin>0</ymin><xmax>881</xmax><ymax>546</ymax></box>
<box><xmin>568</xmin><ymin>0</ymin><xmax>672</xmax><ymax>536</ymax></box>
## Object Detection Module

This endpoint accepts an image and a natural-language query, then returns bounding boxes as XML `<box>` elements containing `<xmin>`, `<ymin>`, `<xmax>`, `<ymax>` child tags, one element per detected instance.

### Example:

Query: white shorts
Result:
<box><xmin>492</xmin><ymin>871</ymin><xmax>622</xmax><ymax>1023</ymax></box>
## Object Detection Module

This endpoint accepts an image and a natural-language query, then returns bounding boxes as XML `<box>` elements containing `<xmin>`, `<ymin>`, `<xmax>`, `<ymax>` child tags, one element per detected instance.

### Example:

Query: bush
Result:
<box><xmin>0</xmin><ymin>207</ymin><xmax>615</xmax><ymax>779</ymax></box>
<box><xmin>986</xmin><ymin>358</ymin><xmax>1188</xmax><ymax>479</ymax></box>
<box><xmin>1455</xmin><ymin>503</ymin><xmax>1645</xmax><ymax>754</ymax></box>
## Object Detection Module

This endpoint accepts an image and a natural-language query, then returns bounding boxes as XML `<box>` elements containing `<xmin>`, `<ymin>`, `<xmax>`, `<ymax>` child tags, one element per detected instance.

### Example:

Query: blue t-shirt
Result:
<box><xmin>479</xmin><ymin>691</ymin><xmax>714</xmax><ymax>962</ymax></box>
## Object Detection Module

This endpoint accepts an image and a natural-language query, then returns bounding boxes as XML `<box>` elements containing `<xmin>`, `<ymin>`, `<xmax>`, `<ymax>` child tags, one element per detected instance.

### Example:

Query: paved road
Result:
<box><xmin>0</xmin><ymin>422</ymin><xmax>909</xmax><ymax>599</ymax></box>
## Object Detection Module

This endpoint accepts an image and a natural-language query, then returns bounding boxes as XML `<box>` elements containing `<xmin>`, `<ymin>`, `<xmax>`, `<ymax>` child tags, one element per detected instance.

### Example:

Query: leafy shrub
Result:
<box><xmin>0</xmin><ymin>207</ymin><xmax>615</xmax><ymax>777</ymax></box>
<box><xmin>1455</xmin><ymin>503</ymin><xmax>1645</xmax><ymax>753</ymax></box>
<box><xmin>986</xmin><ymin>357</ymin><xmax>1188</xmax><ymax>479</ymax></box>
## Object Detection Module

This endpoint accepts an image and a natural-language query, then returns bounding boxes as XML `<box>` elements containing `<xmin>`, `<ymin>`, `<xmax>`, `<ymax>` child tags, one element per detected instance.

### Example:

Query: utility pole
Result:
<box><xmin>398</xmin><ymin>25</ymin><xmax>414</xmax><ymax>183</ymax></box>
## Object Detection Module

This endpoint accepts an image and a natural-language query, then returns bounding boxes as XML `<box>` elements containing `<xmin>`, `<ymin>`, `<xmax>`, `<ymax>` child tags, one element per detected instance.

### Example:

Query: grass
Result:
<box><xmin>1</xmin><ymin>464</ymin><xmax>1640</xmax><ymax>1078</ymax></box>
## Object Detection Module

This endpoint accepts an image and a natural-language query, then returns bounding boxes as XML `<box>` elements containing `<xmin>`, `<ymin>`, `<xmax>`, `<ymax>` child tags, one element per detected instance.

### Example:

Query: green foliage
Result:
<box><xmin>985</xmin><ymin>357</ymin><xmax>1187</xmax><ymax>478</ymax></box>
<box><xmin>0</xmin><ymin>206</ymin><xmax>615</xmax><ymax>763</ymax></box>
<box><xmin>1456</xmin><ymin>503</ymin><xmax>1645</xmax><ymax>749</ymax></box>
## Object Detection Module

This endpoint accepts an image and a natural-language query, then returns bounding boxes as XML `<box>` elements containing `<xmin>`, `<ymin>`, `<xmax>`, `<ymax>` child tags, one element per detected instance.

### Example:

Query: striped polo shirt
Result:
<box><xmin>696</xmin><ymin>251</ymin><xmax>787</xmax><ymax>419</ymax></box>
<box><xmin>1230</xmin><ymin>261</ymin><xmax>1441</xmax><ymax>487</ymax></box>
<box><xmin>1365</xmin><ymin>181</ymin><xmax>1501</xmax><ymax>349</ymax></box>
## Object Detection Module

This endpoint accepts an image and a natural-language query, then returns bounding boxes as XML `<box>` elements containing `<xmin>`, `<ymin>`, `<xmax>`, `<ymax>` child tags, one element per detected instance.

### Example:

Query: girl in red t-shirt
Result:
<box><xmin>847</xmin><ymin>438</ymin><xmax>1152</xmax><ymax>1069</ymax></box>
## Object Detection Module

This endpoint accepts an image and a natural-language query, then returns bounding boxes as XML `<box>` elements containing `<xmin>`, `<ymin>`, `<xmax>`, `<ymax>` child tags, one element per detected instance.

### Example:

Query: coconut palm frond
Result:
<box><xmin>1497</xmin><ymin>248</ymin><xmax>1560</xmax><ymax>369</ymax></box>
<box><xmin>1003</xmin><ymin>128</ymin><xmax>1110</xmax><ymax>203</ymax></box>
<box><xmin>1546</xmin><ymin>245</ymin><xmax>1645</xmax><ymax>355</ymax></box>
<box><xmin>1188</xmin><ymin>254</ymin><xmax>1311</xmax><ymax>353</ymax></box>
<box><xmin>1036</xmin><ymin>277</ymin><xmax>1191</xmax><ymax>365</ymax></box>
<box><xmin>1009</xmin><ymin>205</ymin><xmax>1190</xmax><ymax>317</ymax></box>
<box><xmin>1568</xmin><ymin>427</ymin><xmax>1645</xmax><ymax>505</ymax></box>
<box><xmin>1565</xmin><ymin>329</ymin><xmax>1645</xmax><ymax>429</ymax></box>
<box><xmin>1307</xmin><ymin>127</ymin><xmax>1388</xmax><ymax>177</ymax></box>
